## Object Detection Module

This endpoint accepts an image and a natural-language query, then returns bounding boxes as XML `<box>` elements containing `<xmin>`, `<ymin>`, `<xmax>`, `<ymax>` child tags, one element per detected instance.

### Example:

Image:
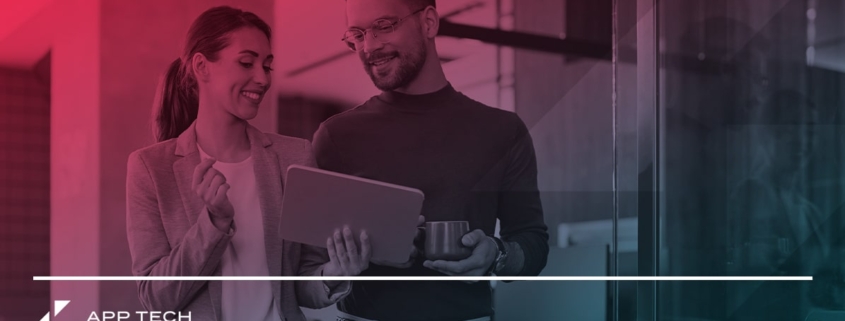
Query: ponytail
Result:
<box><xmin>154</xmin><ymin>58</ymin><xmax>198</xmax><ymax>142</ymax></box>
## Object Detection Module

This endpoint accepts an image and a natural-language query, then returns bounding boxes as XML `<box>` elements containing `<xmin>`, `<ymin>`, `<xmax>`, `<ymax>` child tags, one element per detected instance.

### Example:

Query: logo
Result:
<box><xmin>86</xmin><ymin>311</ymin><xmax>190</xmax><ymax>321</ymax></box>
<box><xmin>37</xmin><ymin>300</ymin><xmax>189</xmax><ymax>321</ymax></box>
<box><xmin>40</xmin><ymin>300</ymin><xmax>70</xmax><ymax>321</ymax></box>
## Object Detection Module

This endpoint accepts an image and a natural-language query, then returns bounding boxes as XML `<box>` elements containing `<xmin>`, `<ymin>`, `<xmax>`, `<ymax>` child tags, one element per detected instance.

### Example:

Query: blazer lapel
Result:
<box><xmin>173</xmin><ymin>123</ymin><xmax>205</xmax><ymax>227</ymax></box>
<box><xmin>173</xmin><ymin>123</ymin><xmax>223</xmax><ymax>320</ymax></box>
<box><xmin>247</xmin><ymin>126</ymin><xmax>285</xmax><ymax>311</ymax></box>
<box><xmin>173</xmin><ymin>124</ymin><xmax>286</xmax><ymax>320</ymax></box>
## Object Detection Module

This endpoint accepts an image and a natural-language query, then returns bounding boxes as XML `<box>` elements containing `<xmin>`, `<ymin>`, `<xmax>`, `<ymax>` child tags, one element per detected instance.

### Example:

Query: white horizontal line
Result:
<box><xmin>33</xmin><ymin>276</ymin><xmax>813</xmax><ymax>281</ymax></box>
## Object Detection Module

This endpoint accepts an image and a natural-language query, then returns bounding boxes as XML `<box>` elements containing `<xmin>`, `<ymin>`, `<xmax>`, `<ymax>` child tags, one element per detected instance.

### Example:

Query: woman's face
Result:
<box><xmin>204</xmin><ymin>27</ymin><xmax>273</xmax><ymax>121</ymax></box>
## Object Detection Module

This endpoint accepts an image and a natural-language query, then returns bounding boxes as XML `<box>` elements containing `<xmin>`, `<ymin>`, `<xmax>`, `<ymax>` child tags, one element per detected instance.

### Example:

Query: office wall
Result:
<box><xmin>513</xmin><ymin>0</ymin><xmax>616</xmax><ymax>246</ymax></box>
<box><xmin>0</xmin><ymin>63</ymin><xmax>50</xmax><ymax>321</ymax></box>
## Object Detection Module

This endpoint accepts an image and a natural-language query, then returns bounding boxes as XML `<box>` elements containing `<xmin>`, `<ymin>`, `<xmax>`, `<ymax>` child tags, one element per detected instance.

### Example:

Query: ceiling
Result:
<box><xmin>0</xmin><ymin>0</ymin><xmax>56</xmax><ymax>68</ymax></box>
<box><xmin>0</xmin><ymin>0</ymin><xmax>500</xmax><ymax>105</ymax></box>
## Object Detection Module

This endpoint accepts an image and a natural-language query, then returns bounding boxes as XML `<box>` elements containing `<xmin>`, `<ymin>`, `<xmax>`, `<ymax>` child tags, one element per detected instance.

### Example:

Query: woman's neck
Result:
<box><xmin>195</xmin><ymin>101</ymin><xmax>251</xmax><ymax>163</ymax></box>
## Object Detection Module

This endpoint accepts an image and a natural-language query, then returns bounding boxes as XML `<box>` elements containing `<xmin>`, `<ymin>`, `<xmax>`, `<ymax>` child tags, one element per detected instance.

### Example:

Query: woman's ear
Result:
<box><xmin>420</xmin><ymin>6</ymin><xmax>439</xmax><ymax>39</ymax></box>
<box><xmin>192</xmin><ymin>52</ymin><xmax>210</xmax><ymax>82</ymax></box>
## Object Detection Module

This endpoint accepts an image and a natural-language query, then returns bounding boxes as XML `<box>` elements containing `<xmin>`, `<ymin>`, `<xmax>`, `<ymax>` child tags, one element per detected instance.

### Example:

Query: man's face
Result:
<box><xmin>346</xmin><ymin>0</ymin><xmax>428</xmax><ymax>91</ymax></box>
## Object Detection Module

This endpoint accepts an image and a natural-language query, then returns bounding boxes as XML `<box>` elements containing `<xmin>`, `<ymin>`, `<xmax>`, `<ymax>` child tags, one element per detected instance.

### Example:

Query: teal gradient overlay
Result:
<box><xmin>657</xmin><ymin>0</ymin><xmax>845</xmax><ymax>320</ymax></box>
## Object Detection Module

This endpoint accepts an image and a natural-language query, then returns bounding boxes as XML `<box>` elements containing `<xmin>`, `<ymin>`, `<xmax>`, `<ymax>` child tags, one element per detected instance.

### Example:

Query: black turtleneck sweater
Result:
<box><xmin>312</xmin><ymin>84</ymin><xmax>549</xmax><ymax>321</ymax></box>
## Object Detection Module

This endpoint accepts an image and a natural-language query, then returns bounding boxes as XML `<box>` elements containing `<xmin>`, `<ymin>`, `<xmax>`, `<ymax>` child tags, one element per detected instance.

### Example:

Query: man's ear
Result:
<box><xmin>420</xmin><ymin>6</ymin><xmax>440</xmax><ymax>39</ymax></box>
<box><xmin>191</xmin><ymin>52</ymin><xmax>210</xmax><ymax>82</ymax></box>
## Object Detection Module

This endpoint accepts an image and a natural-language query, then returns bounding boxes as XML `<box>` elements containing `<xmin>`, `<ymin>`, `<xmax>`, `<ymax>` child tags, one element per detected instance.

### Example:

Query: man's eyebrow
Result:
<box><xmin>349</xmin><ymin>15</ymin><xmax>398</xmax><ymax>29</ymax></box>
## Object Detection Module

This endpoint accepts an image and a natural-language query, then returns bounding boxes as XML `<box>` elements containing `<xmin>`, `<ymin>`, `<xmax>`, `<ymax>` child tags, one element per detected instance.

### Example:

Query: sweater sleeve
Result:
<box><xmin>496</xmin><ymin>117</ymin><xmax>549</xmax><ymax>276</ymax></box>
<box><xmin>312</xmin><ymin>122</ymin><xmax>347</xmax><ymax>172</ymax></box>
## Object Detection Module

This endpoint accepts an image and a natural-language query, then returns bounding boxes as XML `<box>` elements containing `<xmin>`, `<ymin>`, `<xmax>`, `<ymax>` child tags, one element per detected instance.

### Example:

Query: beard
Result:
<box><xmin>360</xmin><ymin>39</ymin><xmax>427</xmax><ymax>92</ymax></box>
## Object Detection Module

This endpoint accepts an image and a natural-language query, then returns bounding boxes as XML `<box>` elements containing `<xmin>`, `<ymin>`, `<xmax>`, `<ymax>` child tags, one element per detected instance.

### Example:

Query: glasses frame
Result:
<box><xmin>341</xmin><ymin>7</ymin><xmax>428</xmax><ymax>52</ymax></box>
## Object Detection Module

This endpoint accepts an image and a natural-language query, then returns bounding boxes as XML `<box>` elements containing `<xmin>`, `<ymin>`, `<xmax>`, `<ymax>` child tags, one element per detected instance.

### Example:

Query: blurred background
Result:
<box><xmin>0</xmin><ymin>0</ymin><xmax>843</xmax><ymax>320</ymax></box>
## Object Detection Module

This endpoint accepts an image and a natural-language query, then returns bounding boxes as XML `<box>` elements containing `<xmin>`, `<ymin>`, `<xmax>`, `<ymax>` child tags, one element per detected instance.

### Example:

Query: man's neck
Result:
<box><xmin>393</xmin><ymin>49</ymin><xmax>449</xmax><ymax>95</ymax></box>
<box><xmin>394</xmin><ymin>77</ymin><xmax>448</xmax><ymax>95</ymax></box>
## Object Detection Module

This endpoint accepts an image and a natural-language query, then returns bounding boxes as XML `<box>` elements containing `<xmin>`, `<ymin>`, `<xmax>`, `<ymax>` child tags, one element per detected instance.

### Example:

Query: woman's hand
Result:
<box><xmin>192</xmin><ymin>158</ymin><xmax>234</xmax><ymax>231</ymax></box>
<box><xmin>323</xmin><ymin>226</ymin><xmax>372</xmax><ymax>277</ymax></box>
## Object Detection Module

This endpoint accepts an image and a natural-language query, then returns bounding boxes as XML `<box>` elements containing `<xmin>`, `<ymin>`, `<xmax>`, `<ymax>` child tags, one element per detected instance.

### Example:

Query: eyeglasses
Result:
<box><xmin>341</xmin><ymin>8</ymin><xmax>427</xmax><ymax>52</ymax></box>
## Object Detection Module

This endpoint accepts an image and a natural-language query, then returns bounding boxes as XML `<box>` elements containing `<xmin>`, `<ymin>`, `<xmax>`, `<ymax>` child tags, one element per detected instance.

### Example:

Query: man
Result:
<box><xmin>312</xmin><ymin>0</ymin><xmax>549</xmax><ymax>320</ymax></box>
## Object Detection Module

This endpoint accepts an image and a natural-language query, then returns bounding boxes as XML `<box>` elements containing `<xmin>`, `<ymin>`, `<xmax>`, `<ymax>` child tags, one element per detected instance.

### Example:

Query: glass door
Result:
<box><xmin>645</xmin><ymin>0</ymin><xmax>845</xmax><ymax>320</ymax></box>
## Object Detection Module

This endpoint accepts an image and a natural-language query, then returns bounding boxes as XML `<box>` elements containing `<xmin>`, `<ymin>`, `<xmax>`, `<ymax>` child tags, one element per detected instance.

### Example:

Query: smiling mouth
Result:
<box><xmin>369</xmin><ymin>56</ymin><xmax>395</xmax><ymax>67</ymax></box>
<box><xmin>241</xmin><ymin>91</ymin><xmax>262</xmax><ymax>102</ymax></box>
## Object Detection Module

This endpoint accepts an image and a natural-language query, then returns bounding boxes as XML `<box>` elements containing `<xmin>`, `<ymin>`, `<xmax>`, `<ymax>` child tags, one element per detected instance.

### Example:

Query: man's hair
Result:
<box><xmin>345</xmin><ymin>0</ymin><xmax>436</xmax><ymax>9</ymax></box>
<box><xmin>407</xmin><ymin>0</ymin><xmax>436</xmax><ymax>9</ymax></box>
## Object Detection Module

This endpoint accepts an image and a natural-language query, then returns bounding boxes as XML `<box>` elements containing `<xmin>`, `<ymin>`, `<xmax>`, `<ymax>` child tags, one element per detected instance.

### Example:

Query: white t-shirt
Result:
<box><xmin>198</xmin><ymin>145</ymin><xmax>280</xmax><ymax>321</ymax></box>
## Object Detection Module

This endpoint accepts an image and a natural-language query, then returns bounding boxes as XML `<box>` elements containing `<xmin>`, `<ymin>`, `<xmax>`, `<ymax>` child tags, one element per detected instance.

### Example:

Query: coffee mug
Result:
<box><xmin>423</xmin><ymin>221</ymin><xmax>472</xmax><ymax>261</ymax></box>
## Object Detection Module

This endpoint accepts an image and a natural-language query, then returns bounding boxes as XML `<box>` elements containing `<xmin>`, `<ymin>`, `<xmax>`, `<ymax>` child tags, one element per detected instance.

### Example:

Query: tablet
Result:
<box><xmin>279</xmin><ymin>165</ymin><xmax>425</xmax><ymax>263</ymax></box>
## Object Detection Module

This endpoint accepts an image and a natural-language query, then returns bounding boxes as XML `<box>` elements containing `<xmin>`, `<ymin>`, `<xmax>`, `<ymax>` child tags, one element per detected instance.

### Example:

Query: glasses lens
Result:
<box><xmin>344</xmin><ymin>40</ymin><xmax>357</xmax><ymax>51</ymax></box>
<box><xmin>371</xmin><ymin>20</ymin><xmax>395</xmax><ymax>39</ymax></box>
<box><xmin>342</xmin><ymin>30</ymin><xmax>365</xmax><ymax>51</ymax></box>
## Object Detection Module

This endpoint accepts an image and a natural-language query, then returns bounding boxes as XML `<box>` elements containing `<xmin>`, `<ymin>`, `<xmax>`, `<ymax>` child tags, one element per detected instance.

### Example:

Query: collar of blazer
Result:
<box><xmin>174</xmin><ymin>121</ymin><xmax>273</xmax><ymax>157</ymax></box>
<box><xmin>170</xmin><ymin>121</ymin><xmax>286</xmax><ymax>320</ymax></box>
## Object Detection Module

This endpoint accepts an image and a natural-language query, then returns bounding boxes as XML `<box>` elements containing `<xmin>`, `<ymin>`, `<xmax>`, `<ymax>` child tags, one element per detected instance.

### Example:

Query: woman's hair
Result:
<box><xmin>153</xmin><ymin>6</ymin><xmax>271</xmax><ymax>142</ymax></box>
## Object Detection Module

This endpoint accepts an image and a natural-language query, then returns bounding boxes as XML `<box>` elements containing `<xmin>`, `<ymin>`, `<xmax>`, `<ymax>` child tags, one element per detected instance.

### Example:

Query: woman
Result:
<box><xmin>125</xmin><ymin>6</ymin><xmax>370</xmax><ymax>321</ymax></box>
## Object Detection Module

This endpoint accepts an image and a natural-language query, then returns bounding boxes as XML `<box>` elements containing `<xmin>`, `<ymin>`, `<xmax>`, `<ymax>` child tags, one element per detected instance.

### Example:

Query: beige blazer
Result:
<box><xmin>126</xmin><ymin>122</ymin><xmax>347</xmax><ymax>321</ymax></box>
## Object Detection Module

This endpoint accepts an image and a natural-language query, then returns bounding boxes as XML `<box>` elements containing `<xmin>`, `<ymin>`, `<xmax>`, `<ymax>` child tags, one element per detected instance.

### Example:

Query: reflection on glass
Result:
<box><xmin>727</xmin><ymin>90</ymin><xmax>825</xmax><ymax>320</ymax></box>
<box><xmin>657</xmin><ymin>0</ymin><xmax>845</xmax><ymax>320</ymax></box>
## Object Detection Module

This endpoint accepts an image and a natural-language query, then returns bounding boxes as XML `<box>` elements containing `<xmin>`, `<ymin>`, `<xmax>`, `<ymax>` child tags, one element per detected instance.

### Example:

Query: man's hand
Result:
<box><xmin>323</xmin><ymin>226</ymin><xmax>372</xmax><ymax>277</ymax></box>
<box><xmin>423</xmin><ymin>229</ymin><xmax>498</xmax><ymax>282</ymax></box>
<box><xmin>372</xmin><ymin>215</ymin><xmax>425</xmax><ymax>268</ymax></box>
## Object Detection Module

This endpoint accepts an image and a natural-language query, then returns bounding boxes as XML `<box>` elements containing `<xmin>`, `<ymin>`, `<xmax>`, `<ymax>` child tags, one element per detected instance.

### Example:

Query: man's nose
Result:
<box><xmin>362</xmin><ymin>31</ymin><xmax>384</xmax><ymax>54</ymax></box>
